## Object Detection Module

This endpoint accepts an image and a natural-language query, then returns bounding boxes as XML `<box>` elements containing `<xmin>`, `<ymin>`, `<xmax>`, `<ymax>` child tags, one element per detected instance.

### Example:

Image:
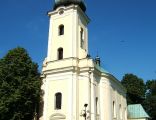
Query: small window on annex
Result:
<box><xmin>80</xmin><ymin>27</ymin><xmax>84</xmax><ymax>49</ymax></box>
<box><xmin>113</xmin><ymin>101</ymin><xmax>116</xmax><ymax>118</ymax></box>
<box><xmin>95</xmin><ymin>97</ymin><xmax>99</xmax><ymax>114</ymax></box>
<box><xmin>119</xmin><ymin>104</ymin><xmax>122</xmax><ymax>120</ymax></box>
<box><xmin>59</xmin><ymin>25</ymin><xmax>64</xmax><ymax>35</ymax></box>
<box><xmin>55</xmin><ymin>92</ymin><xmax>62</xmax><ymax>109</ymax></box>
<box><xmin>124</xmin><ymin>108</ymin><xmax>127</xmax><ymax>120</ymax></box>
<box><xmin>58</xmin><ymin>48</ymin><xmax>63</xmax><ymax>60</ymax></box>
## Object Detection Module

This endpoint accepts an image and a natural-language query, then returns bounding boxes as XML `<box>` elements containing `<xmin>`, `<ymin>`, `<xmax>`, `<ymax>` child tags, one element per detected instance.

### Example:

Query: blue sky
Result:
<box><xmin>0</xmin><ymin>0</ymin><xmax>156</xmax><ymax>81</ymax></box>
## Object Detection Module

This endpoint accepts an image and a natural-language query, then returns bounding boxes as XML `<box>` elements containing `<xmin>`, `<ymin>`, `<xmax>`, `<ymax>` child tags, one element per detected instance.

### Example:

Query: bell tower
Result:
<box><xmin>46</xmin><ymin>0</ymin><xmax>90</xmax><ymax>62</ymax></box>
<box><xmin>41</xmin><ymin>1</ymin><xmax>91</xmax><ymax>120</ymax></box>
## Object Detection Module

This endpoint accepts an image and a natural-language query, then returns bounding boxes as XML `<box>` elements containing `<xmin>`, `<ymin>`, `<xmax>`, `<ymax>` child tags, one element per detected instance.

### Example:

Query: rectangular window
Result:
<box><xmin>120</xmin><ymin>104</ymin><xmax>122</xmax><ymax>120</ymax></box>
<box><xmin>80</xmin><ymin>28</ymin><xmax>84</xmax><ymax>49</ymax></box>
<box><xmin>96</xmin><ymin>97</ymin><xmax>98</xmax><ymax>114</ymax></box>
<box><xmin>58</xmin><ymin>48</ymin><xmax>63</xmax><ymax>60</ymax></box>
<box><xmin>113</xmin><ymin>101</ymin><xmax>116</xmax><ymax>118</ymax></box>
<box><xmin>59</xmin><ymin>25</ymin><xmax>64</xmax><ymax>35</ymax></box>
<box><xmin>55</xmin><ymin>93</ymin><xmax>62</xmax><ymax>109</ymax></box>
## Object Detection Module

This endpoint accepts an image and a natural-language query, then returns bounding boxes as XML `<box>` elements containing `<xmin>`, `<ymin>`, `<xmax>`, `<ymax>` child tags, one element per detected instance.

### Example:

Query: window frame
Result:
<box><xmin>119</xmin><ymin>104</ymin><xmax>122</xmax><ymax>120</ymax></box>
<box><xmin>55</xmin><ymin>92</ymin><xmax>62</xmax><ymax>110</ymax></box>
<box><xmin>95</xmin><ymin>97</ymin><xmax>99</xmax><ymax>115</ymax></box>
<box><xmin>113</xmin><ymin>101</ymin><xmax>116</xmax><ymax>118</ymax></box>
<box><xmin>58</xmin><ymin>48</ymin><xmax>63</xmax><ymax>60</ymax></box>
<box><xmin>59</xmin><ymin>24</ymin><xmax>64</xmax><ymax>36</ymax></box>
<box><xmin>80</xmin><ymin>27</ymin><xmax>85</xmax><ymax>49</ymax></box>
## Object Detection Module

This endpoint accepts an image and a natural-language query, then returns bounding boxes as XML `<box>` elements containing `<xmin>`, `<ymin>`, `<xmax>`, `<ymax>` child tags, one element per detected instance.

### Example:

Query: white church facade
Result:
<box><xmin>40</xmin><ymin>0</ymin><xmax>127</xmax><ymax>120</ymax></box>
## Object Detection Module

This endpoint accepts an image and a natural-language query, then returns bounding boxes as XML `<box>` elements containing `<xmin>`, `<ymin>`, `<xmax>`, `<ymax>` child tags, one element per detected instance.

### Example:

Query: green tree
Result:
<box><xmin>121</xmin><ymin>74</ymin><xmax>145</xmax><ymax>104</ymax></box>
<box><xmin>0</xmin><ymin>47</ymin><xmax>41</xmax><ymax>120</ymax></box>
<box><xmin>143</xmin><ymin>80</ymin><xmax>156</xmax><ymax>120</ymax></box>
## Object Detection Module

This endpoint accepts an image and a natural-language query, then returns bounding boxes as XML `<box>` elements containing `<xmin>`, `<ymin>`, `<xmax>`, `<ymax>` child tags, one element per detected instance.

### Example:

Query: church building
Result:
<box><xmin>40</xmin><ymin>0</ymin><xmax>127</xmax><ymax>120</ymax></box>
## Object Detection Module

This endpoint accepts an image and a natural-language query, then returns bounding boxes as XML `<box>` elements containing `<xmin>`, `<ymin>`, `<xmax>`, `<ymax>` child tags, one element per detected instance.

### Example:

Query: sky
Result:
<box><xmin>0</xmin><ymin>0</ymin><xmax>156</xmax><ymax>81</ymax></box>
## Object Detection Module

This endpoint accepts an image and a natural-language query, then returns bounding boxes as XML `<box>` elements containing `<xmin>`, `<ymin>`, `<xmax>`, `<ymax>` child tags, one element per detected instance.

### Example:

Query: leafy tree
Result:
<box><xmin>143</xmin><ymin>80</ymin><xmax>156</xmax><ymax>120</ymax></box>
<box><xmin>0</xmin><ymin>47</ymin><xmax>41</xmax><ymax>120</ymax></box>
<box><xmin>121</xmin><ymin>74</ymin><xmax>145</xmax><ymax>104</ymax></box>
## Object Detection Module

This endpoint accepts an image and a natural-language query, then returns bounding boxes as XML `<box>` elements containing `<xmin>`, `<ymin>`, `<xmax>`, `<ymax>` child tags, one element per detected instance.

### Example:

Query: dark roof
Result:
<box><xmin>54</xmin><ymin>0</ymin><xmax>86</xmax><ymax>12</ymax></box>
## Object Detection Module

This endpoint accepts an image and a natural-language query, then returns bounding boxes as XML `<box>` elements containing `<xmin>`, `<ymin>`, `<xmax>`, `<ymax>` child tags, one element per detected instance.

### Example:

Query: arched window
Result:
<box><xmin>113</xmin><ymin>101</ymin><xmax>116</xmax><ymax>118</ymax></box>
<box><xmin>55</xmin><ymin>92</ymin><xmax>62</xmax><ymax>109</ymax></box>
<box><xmin>58</xmin><ymin>48</ymin><xmax>63</xmax><ymax>60</ymax></box>
<box><xmin>59</xmin><ymin>25</ymin><xmax>64</xmax><ymax>35</ymax></box>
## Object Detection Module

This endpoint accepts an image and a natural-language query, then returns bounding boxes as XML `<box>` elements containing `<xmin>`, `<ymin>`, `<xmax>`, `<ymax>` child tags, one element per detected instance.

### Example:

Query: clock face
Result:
<box><xmin>59</xmin><ymin>9</ymin><xmax>64</xmax><ymax>15</ymax></box>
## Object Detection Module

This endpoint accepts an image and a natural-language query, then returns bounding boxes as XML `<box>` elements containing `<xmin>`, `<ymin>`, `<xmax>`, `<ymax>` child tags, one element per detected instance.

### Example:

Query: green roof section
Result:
<box><xmin>128</xmin><ymin>104</ymin><xmax>150</xmax><ymax>119</ymax></box>
<box><xmin>94</xmin><ymin>63</ymin><xmax>109</xmax><ymax>74</ymax></box>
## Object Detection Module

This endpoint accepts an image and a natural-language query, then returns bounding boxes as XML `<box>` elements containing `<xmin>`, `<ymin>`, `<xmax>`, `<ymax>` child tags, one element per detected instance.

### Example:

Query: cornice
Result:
<box><xmin>103</xmin><ymin>73</ymin><xmax>127</xmax><ymax>94</ymax></box>
<box><xmin>42</xmin><ymin>66</ymin><xmax>78</xmax><ymax>76</ymax></box>
<box><xmin>47</xmin><ymin>4</ymin><xmax>90</xmax><ymax>24</ymax></box>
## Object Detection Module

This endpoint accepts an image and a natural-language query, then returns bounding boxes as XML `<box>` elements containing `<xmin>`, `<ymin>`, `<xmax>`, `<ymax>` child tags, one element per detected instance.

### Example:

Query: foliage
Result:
<box><xmin>121</xmin><ymin>73</ymin><xmax>145</xmax><ymax>104</ymax></box>
<box><xmin>121</xmin><ymin>73</ymin><xmax>156</xmax><ymax>120</ymax></box>
<box><xmin>0</xmin><ymin>47</ymin><xmax>41</xmax><ymax>120</ymax></box>
<box><xmin>143</xmin><ymin>80</ymin><xmax>156</xmax><ymax>120</ymax></box>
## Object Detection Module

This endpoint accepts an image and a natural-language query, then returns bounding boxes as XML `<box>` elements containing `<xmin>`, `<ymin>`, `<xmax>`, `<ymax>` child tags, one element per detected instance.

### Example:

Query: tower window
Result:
<box><xmin>55</xmin><ymin>92</ymin><xmax>62</xmax><ymax>109</ymax></box>
<box><xmin>80</xmin><ymin>28</ymin><xmax>84</xmax><ymax>49</ymax></box>
<box><xmin>58</xmin><ymin>48</ymin><xmax>63</xmax><ymax>60</ymax></box>
<box><xmin>59</xmin><ymin>25</ymin><xmax>64</xmax><ymax>35</ymax></box>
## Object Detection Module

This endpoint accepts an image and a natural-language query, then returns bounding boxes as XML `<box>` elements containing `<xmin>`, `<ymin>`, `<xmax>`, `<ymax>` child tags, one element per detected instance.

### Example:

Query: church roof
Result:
<box><xmin>53</xmin><ymin>0</ymin><xmax>86</xmax><ymax>12</ymax></box>
<box><xmin>94</xmin><ymin>63</ymin><xmax>109</xmax><ymax>74</ymax></box>
<box><xmin>128</xmin><ymin>104</ymin><xmax>150</xmax><ymax>119</ymax></box>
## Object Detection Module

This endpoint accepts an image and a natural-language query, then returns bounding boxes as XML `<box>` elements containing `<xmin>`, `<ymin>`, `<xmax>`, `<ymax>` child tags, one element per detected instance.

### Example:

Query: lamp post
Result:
<box><xmin>83</xmin><ymin>104</ymin><xmax>88</xmax><ymax>120</ymax></box>
<box><xmin>79</xmin><ymin>70</ymin><xmax>92</xmax><ymax>120</ymax></box>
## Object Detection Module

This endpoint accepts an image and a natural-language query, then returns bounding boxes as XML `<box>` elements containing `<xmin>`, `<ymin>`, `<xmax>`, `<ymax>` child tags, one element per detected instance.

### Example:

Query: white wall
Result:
<box><xmin>47</xmin><ymin>5</ymin><xmax>89</xmax><ymax>62</ymax></box>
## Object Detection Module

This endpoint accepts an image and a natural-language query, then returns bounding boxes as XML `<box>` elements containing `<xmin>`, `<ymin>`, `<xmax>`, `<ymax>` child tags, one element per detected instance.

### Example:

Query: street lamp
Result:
<box><xmin>83</xmin><ymin>103</ymin><xmax>88</xmax><ymax>120</ymax></box>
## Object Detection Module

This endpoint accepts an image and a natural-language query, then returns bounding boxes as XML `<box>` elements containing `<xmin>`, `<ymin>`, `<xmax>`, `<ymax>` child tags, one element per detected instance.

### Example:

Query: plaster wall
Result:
<box><xmin>43</xmin><ymin>72</ymin><xmax>74</xmax><ymax>120</ymax></box>
<box><xmin>110</xmin><ymin>79</ymin><xmax>127</xmax><ymax>120</ymax></box>
<box><xmin>99</xmin><ymin>76</ymin><xmax>127</xmax><ymax>120</ymax></box>
<box><xmin>47</xmin><ymin>5</ymin><xmax>89</xmax><ymax>62</ymax></box>
<box><xmin>41</xmin><ymin>59</ymin><xmax>127</xmax><ymax>120</ymax></box>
